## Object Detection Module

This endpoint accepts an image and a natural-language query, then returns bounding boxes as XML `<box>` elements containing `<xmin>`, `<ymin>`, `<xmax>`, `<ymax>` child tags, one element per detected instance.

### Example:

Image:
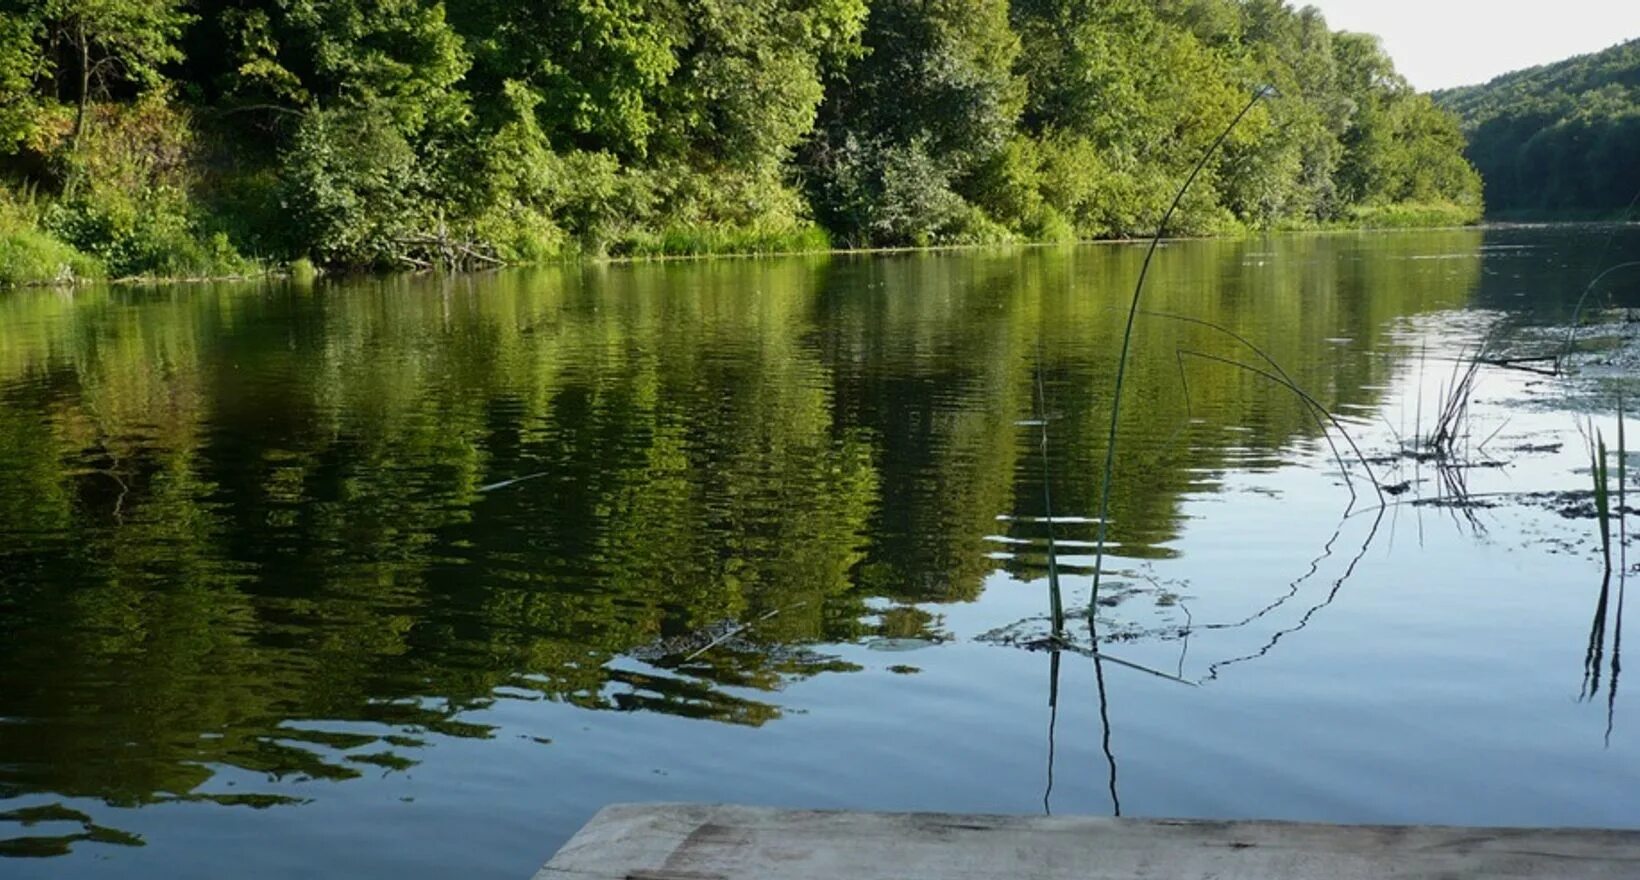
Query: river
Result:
<box><xmin>1</xmin><ymin>226</ymin><xmax>1637</xmax><ymax>876</ymax></box>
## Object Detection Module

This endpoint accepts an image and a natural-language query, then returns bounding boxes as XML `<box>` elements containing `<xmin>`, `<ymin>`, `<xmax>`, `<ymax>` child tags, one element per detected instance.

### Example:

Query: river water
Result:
<box><xmin>1</xmin><ymin>227</ymin><xmax>1637</xmax><ymax>876</ymax></box>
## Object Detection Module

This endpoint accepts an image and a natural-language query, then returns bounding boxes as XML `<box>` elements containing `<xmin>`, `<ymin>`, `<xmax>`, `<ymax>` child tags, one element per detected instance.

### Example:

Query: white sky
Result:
<box><xmin>1300</xmin><ymin>1</ymin><xmax>1640</xmax><ymax>91</ymax></box>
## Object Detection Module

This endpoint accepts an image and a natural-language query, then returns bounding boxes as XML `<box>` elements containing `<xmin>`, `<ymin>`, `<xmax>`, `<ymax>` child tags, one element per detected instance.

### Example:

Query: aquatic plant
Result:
<box><xmin>1088</xmin><ymin>86</ymin><xmax>1274</xmax><ymax>616</ymax></box>
<box><xmin>1582</xmin><ymin>404</ymin><xmax>1627</xmax><ymax>708</ymax></box>
<box><xmin>1594</xmin><ymin>427</ymin><xmax>1613</xmax><ymax>574</ymax></box>
<box><xmin>1613</xmin><ymin>399</ymin><xmax>1628</xmax><ymax>742</ymax></box>
<box><xmin>1034</xmin><ymin>342</ymin><xmax>1066</xmax><ymax>640</ymax></box>
<box><xmin>1613</xmin><ymin>396</ymin><xmax>1626</xmax><ymax>576</ymax></box>
<box><xmin>1428</xmin><ymin>344</ymin><xmax>1486</xmax><ymax>459</ymax></box>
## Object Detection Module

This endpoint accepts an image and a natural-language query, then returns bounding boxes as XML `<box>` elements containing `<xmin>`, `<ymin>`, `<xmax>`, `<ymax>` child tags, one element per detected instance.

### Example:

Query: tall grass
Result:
<box><xmin>0</xmin><ymin>223</ymin><xmax>103</xmax><ymax>286</ymax></box>
<box><xmin>1615</xmin><ymin>399</ymin><xmax>1627</xmax><ymax>584</ymax></box>
<box><xmin>1428</xmin><ymin>345</ymin><xmax>1486</xmax><ymax>458</ymax></box>
<box><xmin>1583</xmin><ymin>406</ymin><xmax>1626</xmax><ymax>705</ymax></box>
<box><xmin>1594</xmin><ymin>428</ymin><xmax>1613</xmax><ymax>574</ymax></box>
<box><xmin>1088</xmin><ymin>87</ymin><xmax>1273</xmax><ymax>614</ymax></box>
<box><xmin>1034</xmin><ymin>344</ymin><xmax>1066</xmax><ymax>640</ymax></box>
<box><xmin>1342</xmin><ymin>202</ymin><xmax>1481</xmax><ymax>229</ymax></box>
<box><xmin>1613</xmin><ymin>399</ymin><xmax>1628</xmax><ymax>742</ymax></box>
<box><xmin>0</xmin><ymin>192</ymin><xmax>102</xmax><ymax>286</ymax></box>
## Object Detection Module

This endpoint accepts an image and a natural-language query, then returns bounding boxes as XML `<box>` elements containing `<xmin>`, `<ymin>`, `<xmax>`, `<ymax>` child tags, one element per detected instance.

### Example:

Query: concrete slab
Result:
<box><xmin>535</xmin><ymin>803</ymin><xmax>1640</xmax><ymax>880</ymax></box>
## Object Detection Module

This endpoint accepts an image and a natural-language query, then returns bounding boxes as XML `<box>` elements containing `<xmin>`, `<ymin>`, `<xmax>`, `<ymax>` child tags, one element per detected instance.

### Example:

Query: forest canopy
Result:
<box><xmin>1436</xmin><ymin>37</ymin><xmax>1640</xmax><ymax>216</ymax></box>
<box><xmin>0</xmin><ymin>0</ymin><xmax>1481</xmax><ymax>278</ymax></box>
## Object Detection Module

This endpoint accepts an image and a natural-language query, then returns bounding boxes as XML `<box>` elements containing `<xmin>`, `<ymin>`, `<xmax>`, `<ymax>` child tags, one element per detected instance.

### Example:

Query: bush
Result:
<box><xmin>1027</xmin><ymin>205</ymin><xmax>1076</xmax><ymax>243</ymax></box>
<box><xmin>550</xmin><ymin>150</ymin><xmax>654</xmax><ymax>255</ymax></box>
<box><xmin>962</xmin><ymin>137</ymin><xmax>1046</xmax><ymax>237</ymax></box>
<box><xmin>472</xmin><ymin>204</ymin><xmax>570</xmax><ymax>263</ymax></box>
<box><xmin>36</xmin><ymin>96</ymin><xmax>254</xmax><ymax>278</ymax></box>
<box><xmin>278</xmin><ymin>104</ymin><xmax>427</xmax><ymax>268</ymax></box>
<box><xmin>44</xmin><ymin>191</ymin><xmax>252</xmax><ymax>278</ymax></box>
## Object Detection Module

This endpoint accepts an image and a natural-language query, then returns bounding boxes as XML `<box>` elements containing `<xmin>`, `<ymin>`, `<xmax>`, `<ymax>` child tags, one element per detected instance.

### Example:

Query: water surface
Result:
<box><xmin>2</xmin><ymin>227</ymin><xmax>1638</xmax><ymax>876</ymax></box>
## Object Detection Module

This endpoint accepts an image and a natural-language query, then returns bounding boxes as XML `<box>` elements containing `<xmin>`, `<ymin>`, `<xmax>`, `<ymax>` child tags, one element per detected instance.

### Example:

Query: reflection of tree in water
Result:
<box><xmin>0</xmin><ymin>232</ymin><xmax>1482</xmax><ymax>848</ymax></box>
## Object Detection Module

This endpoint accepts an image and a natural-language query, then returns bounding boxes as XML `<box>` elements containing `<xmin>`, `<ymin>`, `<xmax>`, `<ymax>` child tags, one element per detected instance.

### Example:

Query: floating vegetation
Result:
<box><xmin>628</xmin><ymin>606</ymin><xmax>813</xmax><ymax>665</ymax></box>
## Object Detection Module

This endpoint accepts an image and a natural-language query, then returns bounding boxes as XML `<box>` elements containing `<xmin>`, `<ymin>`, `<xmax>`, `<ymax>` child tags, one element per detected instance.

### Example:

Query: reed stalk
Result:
<box><xmin>1595</xmin><ymin>429</ymin><xmax>1613</xmax><ymax>573</ymax></box>
<box><xmin>1088</xmin><ymin>86</ymin><xmax>1273</xmax><ymax>620</ymax></box>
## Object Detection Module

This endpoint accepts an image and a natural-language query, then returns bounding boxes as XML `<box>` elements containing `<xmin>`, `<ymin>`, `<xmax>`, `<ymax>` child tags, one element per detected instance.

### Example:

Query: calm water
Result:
<box><xmin>2</xmin><ymin>228</ymin><xmax>1638</xmax><ymax>876</ymax></box>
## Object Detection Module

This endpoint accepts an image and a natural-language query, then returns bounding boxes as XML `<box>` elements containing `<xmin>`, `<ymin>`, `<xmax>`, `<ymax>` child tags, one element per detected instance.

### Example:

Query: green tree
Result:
<box><xmin>39</xmin><ymin>0</ymin><xmax>191</xmax><ymax>162</ymax></box>
<box><xmin>204</xmin><ymin>0</ymin><xmax>469</xmax><ymax>134</ymax></box>
<box><xmin>805</xmin><ymin>0</ymin><xmax>1022</xmax><ymax>245</ymax></box>
<box><xmin>0</xmin><ymin>11</ymin><xmax>47</xmax><ymax>151</ymax></box>
<box><xmin>447</xmin><ymin>0</ymin><xmax>683</xmax><ymax>159</ymax></box>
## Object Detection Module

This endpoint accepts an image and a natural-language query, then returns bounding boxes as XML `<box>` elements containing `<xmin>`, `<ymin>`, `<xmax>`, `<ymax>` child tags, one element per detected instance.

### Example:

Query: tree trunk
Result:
<box><xmin>66</xmin><ymin>20</ymin><xmax>89</xmax><ymax>194</ymax></box>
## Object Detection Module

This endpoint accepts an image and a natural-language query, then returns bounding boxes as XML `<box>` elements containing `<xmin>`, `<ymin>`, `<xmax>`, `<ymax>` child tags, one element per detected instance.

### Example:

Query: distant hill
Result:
<box><xmin>1435</xmin><ymin>38</ymin><xmax>1640</xmax><ymax>215</ymax></box>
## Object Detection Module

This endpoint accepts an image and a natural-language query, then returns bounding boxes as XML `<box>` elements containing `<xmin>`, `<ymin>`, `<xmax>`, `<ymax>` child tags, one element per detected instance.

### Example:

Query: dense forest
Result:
<box><xmin>0</xmin><ymin>0</ymin><xmax>1481</xmax><ymax>280</ymax></box>
<box><xmin>1436</xmin><ymin>38</ymin><xmax>1640</xmax><ymax>216</ymax></box>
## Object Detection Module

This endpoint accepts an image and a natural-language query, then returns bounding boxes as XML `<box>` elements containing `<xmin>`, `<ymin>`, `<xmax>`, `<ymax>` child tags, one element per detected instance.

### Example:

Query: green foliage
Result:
<box><xmin>287</xmin><ymin>256</ymin><xmax>318</xmax><ymax>282</ymax></box>
<box><xmin>449</xmin><ymin>0</ymin><xmax>682</xmax><ymax>158</ymax></box>
<box><xmin>276</xmin><ymin>103</ymin><xmax>426</xmax><ymax>268</ymax></box>
<box><xmin>0</xmin><ymin>194</ymin><xmax>101</xmax><ymax>284</ymax></box>
<box><xmin>0</xmin><ymin>13</ymin><xmax>47</xmax><ymax>151</ymax></box>
<box><xmin>1437</xmin><ymin>38</ymin><xmax>1640</xmax><ymax>214</ymax></box>
<box><xmin>806</xmin><ymin>0</ymin><xmax>1023</xmax><ymax>244</ymax></box>
<box><xmin>43</xmin><ymin>0</ymin><xmax>192</xmax><ymax>89</ymax></box>
<box><xmin>0</xmin><ymin>0</ymin><xmax>1481</xmax><ymax>274</ymax></box>
<box><xmin>203</xmin><ymin>0</ymin><xmax>470</xmax><ymax>133</ymax></box>
<box><xmin>46</xmin><ymin>195</ymin><xmax>247</xmax><ymax>278</ymax></box>
<box><xmin>39</xmin><ymin>95</ymin><xmax>253</xmax><ymax>278</ymax></box>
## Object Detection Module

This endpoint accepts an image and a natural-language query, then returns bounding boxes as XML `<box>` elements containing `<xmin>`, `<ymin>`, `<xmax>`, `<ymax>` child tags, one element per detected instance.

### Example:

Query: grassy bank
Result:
<box><xmin>0</xmin><ymin>199</ymin><xmax>101</xmax><ymax>286</ymax></box>
<box><xmin>2</xmin><ymin>203</ymin><xmax>1497</xmax><ymax>288</ymax></box>
<box><xmin>2</xmin><ymin>209</ymin><xmax>1498</xmax><ymax>288</ymax></box>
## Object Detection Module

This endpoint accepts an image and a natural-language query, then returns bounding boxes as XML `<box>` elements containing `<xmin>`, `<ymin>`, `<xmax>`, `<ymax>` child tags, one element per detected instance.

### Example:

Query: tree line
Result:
<box><xmin>0</xmin><ymin>0</ymin><xmax>1482</xmax><ymax>277</ymax></box>
<box><xmin>1436</xmin><ymin>37</ymin><xmax>1640</xmax><ymax>216</ymax></box>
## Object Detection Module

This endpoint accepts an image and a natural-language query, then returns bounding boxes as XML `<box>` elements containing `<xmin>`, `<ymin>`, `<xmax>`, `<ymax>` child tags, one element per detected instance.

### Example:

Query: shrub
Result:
<box><xmin>472</xmin><ymin>204</ymin><xmax>570</xmax><ymax>263</ymax></box>
<box><xmin>278</xmin><ymin>103</ymin><xmax>427</xmax><ymax>268</ymax></box>
<box><xmin>962</xmin><ymin>137</ymin><xmax>1046</xmax><ymax>237</ymax></box>
<box><xmin>38</xmin><ymin>95</ymin><xmax>253</xmax><ymax>278</ymax></box>
<box><xmin>1027</xmin><ymin>205</ymin><xmax>1076</xmax><ymax>243</ymax></box>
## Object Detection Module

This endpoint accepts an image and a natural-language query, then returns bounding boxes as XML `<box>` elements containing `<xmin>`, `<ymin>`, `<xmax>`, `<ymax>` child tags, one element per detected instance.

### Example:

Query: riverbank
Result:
<box><xmin>0</xmin><ymin>206</ymin><xmax>1486</xmax><ymax>289</ymax></box>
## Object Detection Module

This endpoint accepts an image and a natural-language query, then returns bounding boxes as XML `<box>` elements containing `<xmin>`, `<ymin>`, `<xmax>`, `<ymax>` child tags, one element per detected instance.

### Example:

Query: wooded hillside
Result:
<box><xmin>1436</xmin><ymin>38</ymin><xmax>1640</xmax><ymax>215</ymax></box>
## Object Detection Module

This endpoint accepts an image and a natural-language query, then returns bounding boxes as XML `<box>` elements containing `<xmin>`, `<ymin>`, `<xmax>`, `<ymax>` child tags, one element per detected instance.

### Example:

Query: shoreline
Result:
<box><xmin>11</xmin><ymin>219</ymin><xmax>1626</xmax><ymax>290</ymax></box>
